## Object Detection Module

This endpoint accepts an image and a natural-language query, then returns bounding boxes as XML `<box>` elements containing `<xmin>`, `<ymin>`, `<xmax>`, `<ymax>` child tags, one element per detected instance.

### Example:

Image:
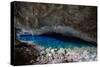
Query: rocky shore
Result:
<box><xmin>14</xmin><ymin>40</ymin><xmax>97</xmax><ymax>65</ymax></box>
<box><xmin>35</xmin><ymin>47</ymin><xmax>97</xmax><ymax>64</ymax></box>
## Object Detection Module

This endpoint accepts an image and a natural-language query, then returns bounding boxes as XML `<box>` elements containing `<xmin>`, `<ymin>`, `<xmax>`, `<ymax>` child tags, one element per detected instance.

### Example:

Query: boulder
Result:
<box><xmin>14</xmin><ymin>41</ymin><xmax>40</xmax><ymax>65</ymax></box>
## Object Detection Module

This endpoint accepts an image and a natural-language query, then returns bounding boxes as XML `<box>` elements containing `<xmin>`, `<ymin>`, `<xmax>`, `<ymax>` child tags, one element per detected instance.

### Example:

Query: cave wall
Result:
<box><xmin>14</xmin><ymin>1</ymin><xmax>97</xmax><ymax>41</ymax></box>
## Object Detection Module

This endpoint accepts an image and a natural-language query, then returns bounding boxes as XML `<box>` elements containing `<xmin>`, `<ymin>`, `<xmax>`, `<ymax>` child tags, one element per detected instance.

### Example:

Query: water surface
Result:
<box><xmin>17</xmin><ymin>33</ymin><xmax>96</xmax><ymax>48</ymax></box>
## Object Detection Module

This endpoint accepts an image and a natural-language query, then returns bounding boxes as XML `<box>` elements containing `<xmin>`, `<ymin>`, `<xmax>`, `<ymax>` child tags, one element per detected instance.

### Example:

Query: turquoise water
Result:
<box><xmin>17</xmin><ymin>34</ymin><xmax>96</xmax><ymax>48</ymax></box>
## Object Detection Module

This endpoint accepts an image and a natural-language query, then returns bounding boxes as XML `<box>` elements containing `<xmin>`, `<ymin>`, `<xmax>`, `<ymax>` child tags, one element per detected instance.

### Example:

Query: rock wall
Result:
<box><xmin>14</xmin><ymin>1</ymin><xmax>97</xmax><ymax>42</ymax></box>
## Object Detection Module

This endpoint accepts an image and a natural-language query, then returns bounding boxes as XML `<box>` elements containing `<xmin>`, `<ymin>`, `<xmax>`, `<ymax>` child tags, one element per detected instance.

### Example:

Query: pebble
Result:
<box><xmin>57</xmin><ymin>48</ymin><xmax>65</xmax><ymax>54</ymax></box>
<box><xmin>36</xmin><ymin>47</ymin><xmax>97</xmax><ymax>64</ymax></box>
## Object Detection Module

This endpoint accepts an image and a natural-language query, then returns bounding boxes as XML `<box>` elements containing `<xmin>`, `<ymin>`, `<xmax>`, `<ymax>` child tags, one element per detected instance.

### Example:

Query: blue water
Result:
<box><xmin>17</xmin><ymin>34</ymin><xmax>96</xmax><ymax>48</ymax></box>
